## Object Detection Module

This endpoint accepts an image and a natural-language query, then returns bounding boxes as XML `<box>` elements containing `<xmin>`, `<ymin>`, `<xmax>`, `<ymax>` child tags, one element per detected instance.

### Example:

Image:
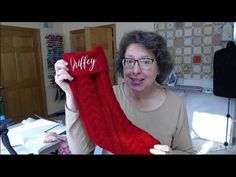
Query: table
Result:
<box><xmin>0</xmin><ymin>118</ymin><xmax>66</xmax><ymax>155</ymax></box>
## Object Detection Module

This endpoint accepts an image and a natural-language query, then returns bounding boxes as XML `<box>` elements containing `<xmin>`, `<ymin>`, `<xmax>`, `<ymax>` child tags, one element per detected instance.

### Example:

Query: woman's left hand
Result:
<box><xmin>150</xmin><ymin>145</ymin><xmax>172</xmax><ymax>154</ymax></box>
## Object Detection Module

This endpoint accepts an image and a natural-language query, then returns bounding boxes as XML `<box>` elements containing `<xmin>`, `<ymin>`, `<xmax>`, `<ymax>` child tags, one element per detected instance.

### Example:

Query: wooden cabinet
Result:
<box><xmin>70</xmin><ymin>26</ymin><xmax>117</xmax><ymax>85</ymax></box>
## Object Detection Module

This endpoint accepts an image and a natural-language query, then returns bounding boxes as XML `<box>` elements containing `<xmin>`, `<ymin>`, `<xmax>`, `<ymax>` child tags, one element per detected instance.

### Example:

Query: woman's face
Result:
<box><xmin>123</xmin><ymin>43</ymin><xmax>159</xmax><ymax>92</ymax></box>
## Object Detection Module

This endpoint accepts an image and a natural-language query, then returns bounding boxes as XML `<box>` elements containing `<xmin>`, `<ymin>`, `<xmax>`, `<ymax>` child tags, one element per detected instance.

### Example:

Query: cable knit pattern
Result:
<box><xmin>63</xmin><ymin>46</ymin><xmax>160</xmax><ymax>154</ymax></box>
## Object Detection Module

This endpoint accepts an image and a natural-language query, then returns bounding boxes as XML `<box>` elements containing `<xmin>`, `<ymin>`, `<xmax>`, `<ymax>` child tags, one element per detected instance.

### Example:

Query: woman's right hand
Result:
<box><xmin>54</xmin><ymin>59</ymin><xmax>74</xmax><ymax>95</ymax></box>
<box><xmin>55</xmin><ymin>60</ymin><xmax>77</xmax><ymax>112</ymax></box>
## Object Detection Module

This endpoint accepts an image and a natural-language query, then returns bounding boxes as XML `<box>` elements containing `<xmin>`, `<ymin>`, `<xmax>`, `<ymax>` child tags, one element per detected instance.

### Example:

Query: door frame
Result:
<box><xmin>99</xmin><ymin>24</ymin><xmax>117</xmax><ymax>84</ymax></box>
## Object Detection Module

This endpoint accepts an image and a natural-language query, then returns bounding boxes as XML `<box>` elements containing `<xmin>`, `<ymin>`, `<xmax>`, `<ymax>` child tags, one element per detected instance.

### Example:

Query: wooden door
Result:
<box><xmin>0</xmin><ymin>25</ymin><xmax>47</xmax><ymax>122</ymax></box>
<box><xmin>70</xmin><ymin>29</ymin><xmax>86</xmax><ymax>52</ymax></box>
<box><xmin>70</xmin><ymin>26</ymin><xmax>116</xmax><ymax>85</ymax></box>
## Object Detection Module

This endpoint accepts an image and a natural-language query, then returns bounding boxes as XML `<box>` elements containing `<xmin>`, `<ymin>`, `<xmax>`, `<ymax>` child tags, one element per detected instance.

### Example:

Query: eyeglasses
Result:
<box><xmin>122</xmin><ymin>58</ymin><xmax>156</xmax><ymax>70</ymax></box>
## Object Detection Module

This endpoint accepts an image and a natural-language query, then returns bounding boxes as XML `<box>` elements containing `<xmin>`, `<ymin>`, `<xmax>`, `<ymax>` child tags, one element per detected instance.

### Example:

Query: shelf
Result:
<box><xmin>161</xmin><ymin>84</ymin><xmax>203</xmax><ymax>92</ymax></box>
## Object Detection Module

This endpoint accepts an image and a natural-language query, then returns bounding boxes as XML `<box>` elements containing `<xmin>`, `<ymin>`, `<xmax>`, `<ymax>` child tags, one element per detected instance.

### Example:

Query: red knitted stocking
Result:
<box><xmin>63</xmin><ymin>46</ymin><xmax>160</xmax><ymax>154</ymax></box>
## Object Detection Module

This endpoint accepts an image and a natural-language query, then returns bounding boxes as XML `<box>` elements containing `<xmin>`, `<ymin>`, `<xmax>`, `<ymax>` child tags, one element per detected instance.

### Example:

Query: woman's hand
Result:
<box><xmin>54</xmin><ymin>60</ymin><xmax>73</xmax><ymax>95</ymax></box>
<box><xmin>55</xmin><ymin>59</ymin><xmax>78</xmax><ymax>112</ymax></box>
<box><xmin>150</xmin><ymin>145</ymin><xmax>172</xmax><ymax>155</ymax></box>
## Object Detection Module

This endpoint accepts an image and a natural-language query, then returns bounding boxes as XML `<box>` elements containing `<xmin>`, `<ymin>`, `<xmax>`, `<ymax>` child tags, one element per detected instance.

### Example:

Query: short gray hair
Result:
<box><xmin>116</xmin><ymin>30</ymin><xmax>173</xmax><ymax>84</ymax></box>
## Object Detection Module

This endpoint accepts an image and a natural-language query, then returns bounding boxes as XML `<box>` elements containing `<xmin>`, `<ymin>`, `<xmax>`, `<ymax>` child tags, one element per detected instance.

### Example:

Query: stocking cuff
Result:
<box><xmin>63</xmin><ymin>45</ymin><xmax>108</xmax><ymax>76</ymax></box>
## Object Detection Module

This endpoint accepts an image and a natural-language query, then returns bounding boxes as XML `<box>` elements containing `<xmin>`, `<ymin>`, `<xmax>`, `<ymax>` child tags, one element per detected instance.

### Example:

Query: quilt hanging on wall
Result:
<box><xmin>45</xmin><ymin>34</ymin><xmax>63</xmax><ymax>85</ymax></box>
<box><xmin>45</xmin><ymin>34</ymin><xmax>65</xmax><ymax>101</ymax></box>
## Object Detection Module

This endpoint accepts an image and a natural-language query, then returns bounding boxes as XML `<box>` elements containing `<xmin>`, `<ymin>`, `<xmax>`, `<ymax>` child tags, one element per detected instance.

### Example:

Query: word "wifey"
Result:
<box><xmin>70</xmin><ymin>55</ymin><xmax>96</xmax><ymax>72</ymax></box>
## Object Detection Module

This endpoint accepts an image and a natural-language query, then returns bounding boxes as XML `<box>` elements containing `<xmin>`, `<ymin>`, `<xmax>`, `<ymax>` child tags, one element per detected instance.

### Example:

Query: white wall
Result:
<box><xmin>115</xmin><ymin>22</ymin><xmax>154</xmax><ymax>47</ymax></box>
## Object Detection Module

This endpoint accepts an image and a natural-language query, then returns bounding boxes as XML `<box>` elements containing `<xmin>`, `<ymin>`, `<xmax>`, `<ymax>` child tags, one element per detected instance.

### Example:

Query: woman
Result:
<box><xmin>54</xmin><ymin>30</ymin><xmax>193</xmax><ymax>154</ymax></box>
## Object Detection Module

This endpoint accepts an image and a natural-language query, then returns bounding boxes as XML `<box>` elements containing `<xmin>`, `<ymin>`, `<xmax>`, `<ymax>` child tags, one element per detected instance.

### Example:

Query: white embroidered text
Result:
<box><xmin>70</xmin><ymin>55</ymin><xmax>96</xmax><ymax>72</ymax></box>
